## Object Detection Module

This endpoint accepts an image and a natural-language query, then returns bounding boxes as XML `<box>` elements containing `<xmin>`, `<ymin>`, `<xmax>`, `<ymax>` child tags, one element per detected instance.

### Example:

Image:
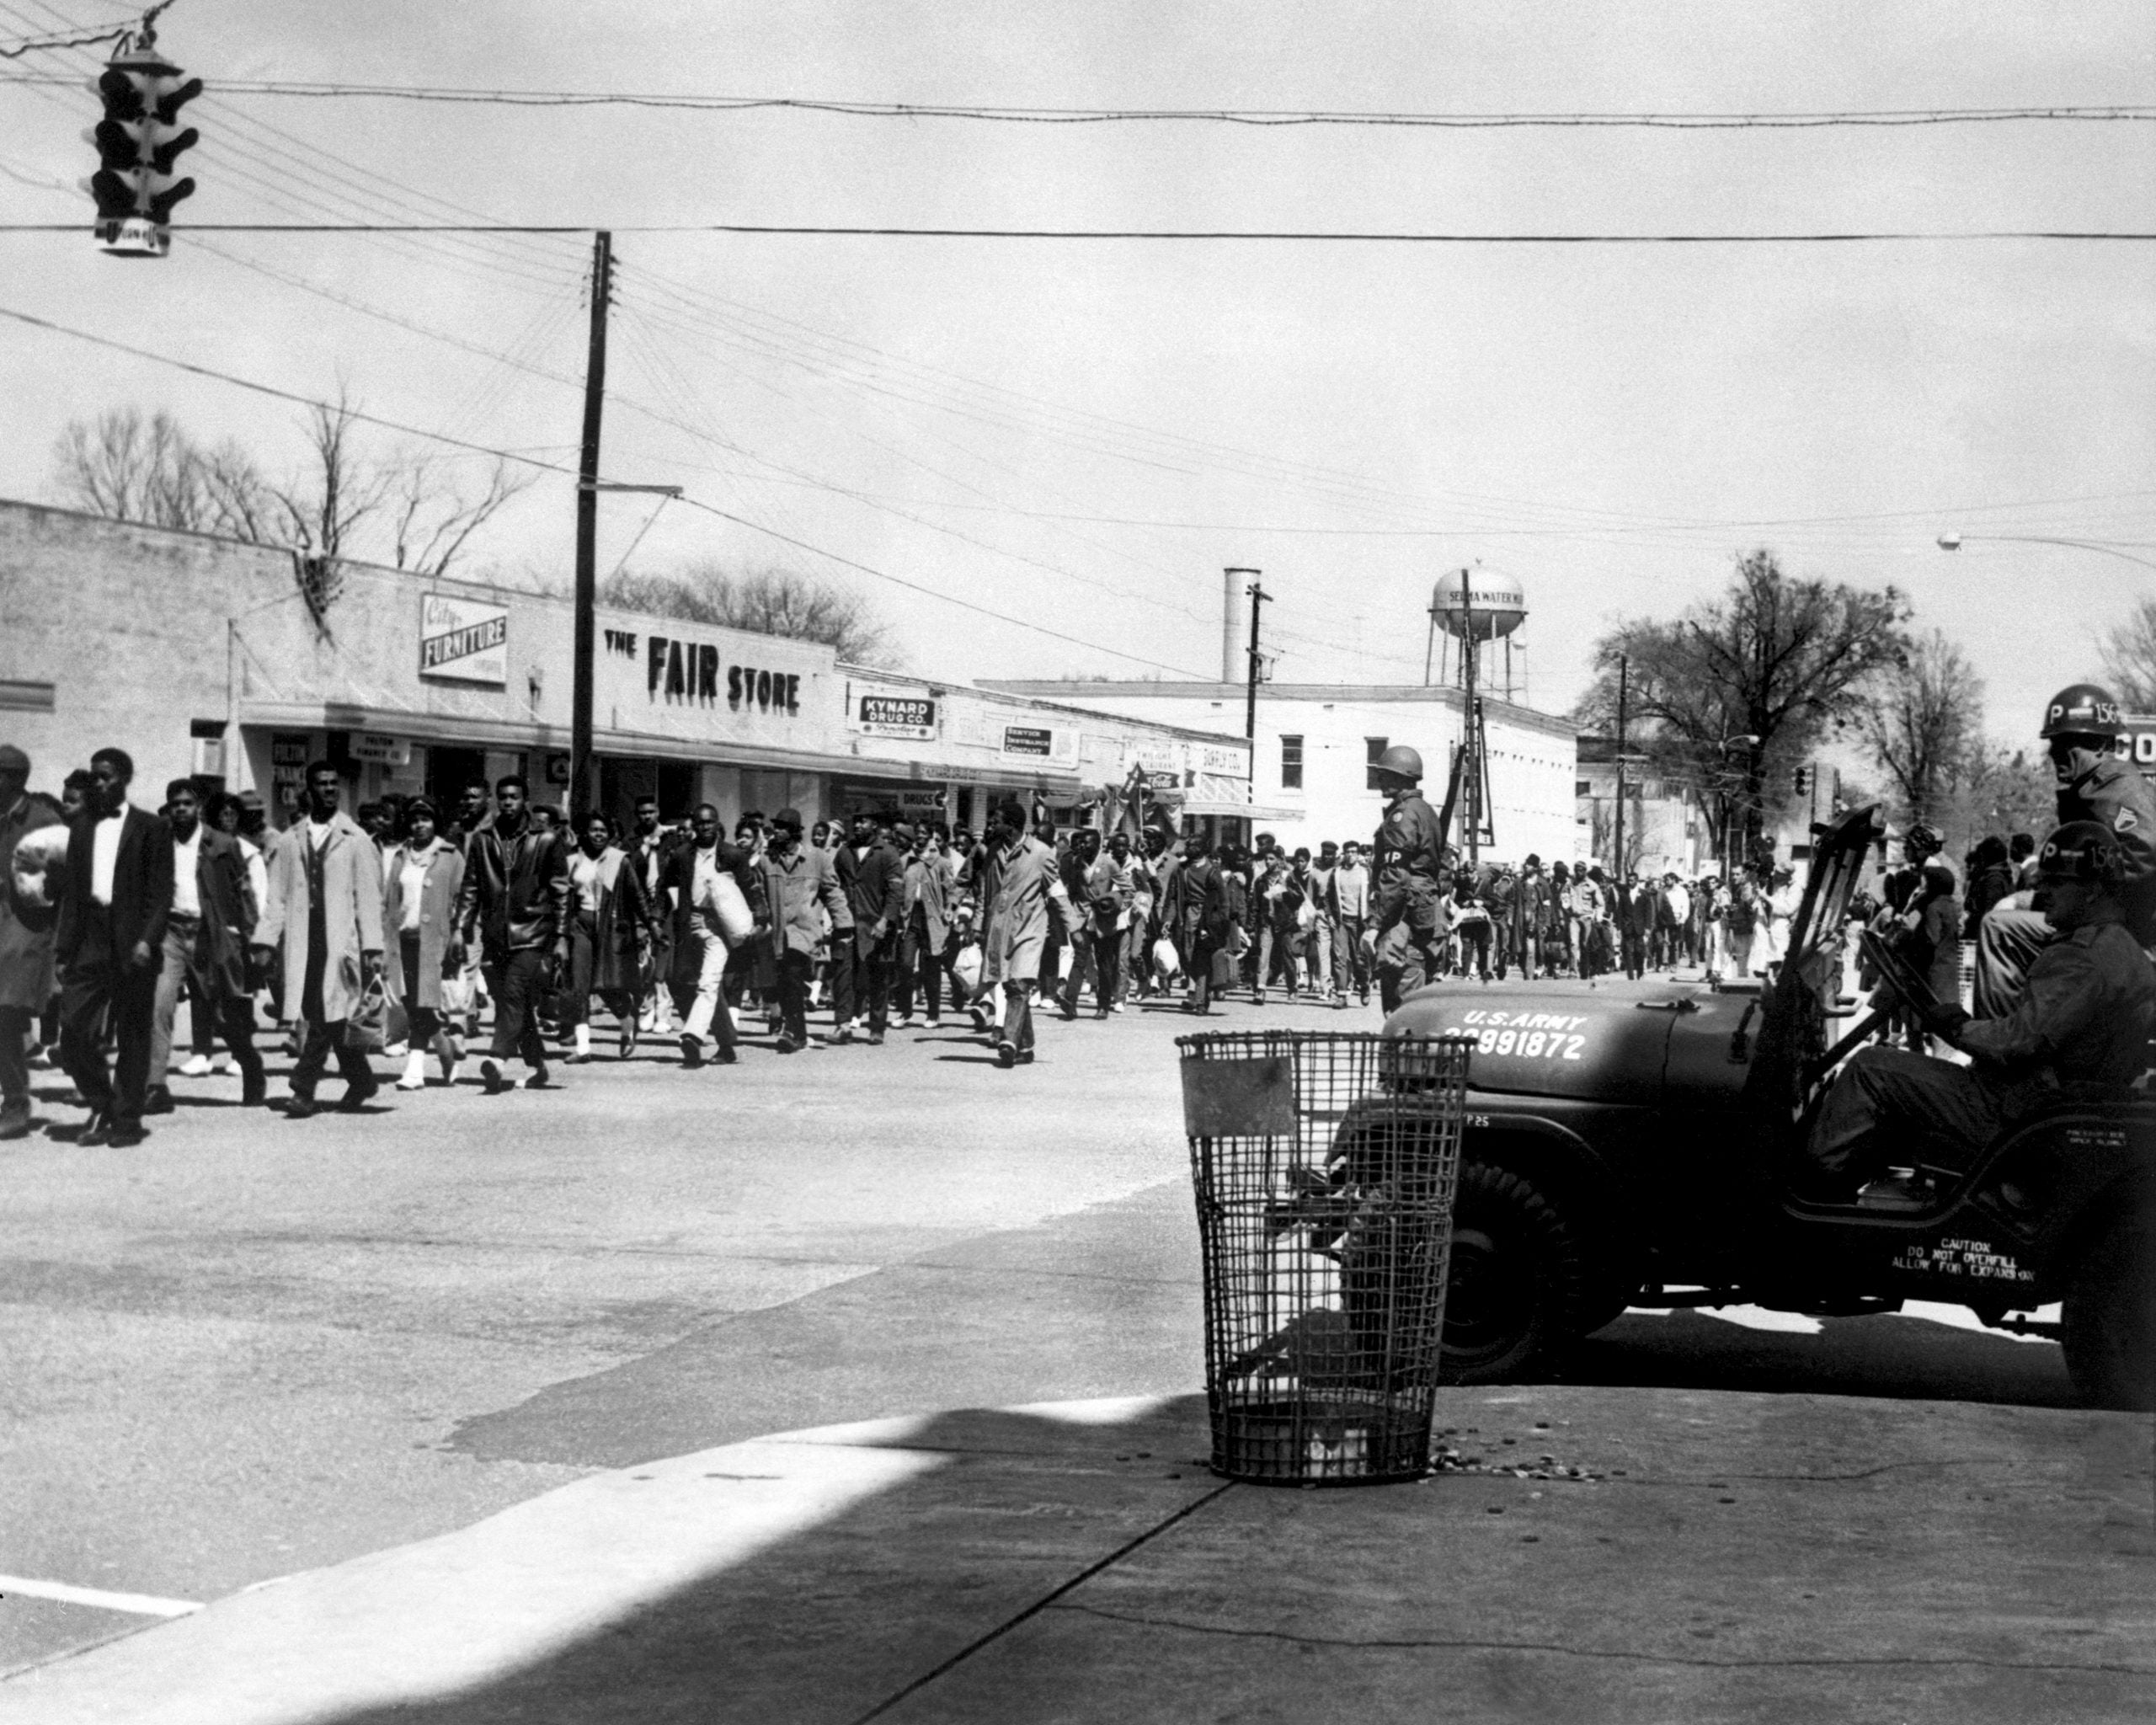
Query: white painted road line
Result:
<box><xmin>0</xmin><ymin>1433</ymin><xmax>943</xmax><ymax>1725</ymax></box>
<box><xmin>0</xmin><ymin>1576</ymin><xmax>201</xmax><ymax>1618</ymax></box>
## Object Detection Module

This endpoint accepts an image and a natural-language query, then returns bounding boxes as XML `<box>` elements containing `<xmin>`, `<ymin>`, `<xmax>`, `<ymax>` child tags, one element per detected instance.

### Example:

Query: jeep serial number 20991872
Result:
<box><xmin>1347</xmin><ymin>805</ymin><xmax>2153</xmax><ymax>1409</ymax></box>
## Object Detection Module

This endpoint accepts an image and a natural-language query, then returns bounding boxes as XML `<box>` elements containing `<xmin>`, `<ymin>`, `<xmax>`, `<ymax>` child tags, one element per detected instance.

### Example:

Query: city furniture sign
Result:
<box><xmin>419</xmin><ymin>595</ymin><xmax>509</xmax><ymax>686</ymax></box>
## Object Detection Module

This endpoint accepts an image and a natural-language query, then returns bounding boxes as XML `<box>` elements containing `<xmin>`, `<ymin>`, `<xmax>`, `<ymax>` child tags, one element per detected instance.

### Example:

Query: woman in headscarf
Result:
<box><xmin>382</xmin><ymin>797</ymin><xmax>467</xmax><ymax>1090</ymax></box>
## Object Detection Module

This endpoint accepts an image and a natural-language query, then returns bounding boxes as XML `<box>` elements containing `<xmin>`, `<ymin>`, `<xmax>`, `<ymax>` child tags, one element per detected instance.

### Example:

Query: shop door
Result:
<box><xmin>427</xmin><ymin>745</ymin><xmax>486</xmax><ymax>813</ymax></box>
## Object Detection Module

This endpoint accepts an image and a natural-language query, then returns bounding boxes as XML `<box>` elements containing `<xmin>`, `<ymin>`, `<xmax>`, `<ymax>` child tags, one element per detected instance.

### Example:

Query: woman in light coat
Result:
<box><xmin>382</xmin><ymin>798</ymin><xmax>467</xmax><ymax>1088</ymax></box>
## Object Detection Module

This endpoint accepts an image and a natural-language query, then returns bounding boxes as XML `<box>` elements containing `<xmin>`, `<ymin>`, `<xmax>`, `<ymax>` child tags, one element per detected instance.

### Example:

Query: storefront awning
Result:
<box><xmin>1182</xmin><ymin>797</ymin><xmax>1300</xmax><ymax>820</ymax></box>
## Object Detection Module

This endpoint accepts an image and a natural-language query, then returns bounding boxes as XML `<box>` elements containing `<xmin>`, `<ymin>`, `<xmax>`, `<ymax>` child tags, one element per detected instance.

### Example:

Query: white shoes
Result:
<box><xmin>178</xmin><ymin>1054</ymin><xmax>213</xmax><ymax>1077</ymax></box>
<box><xmin>395</xmin><ymin>1049</ymin><xmax>428</xmax><ymax>1091</ymax></box>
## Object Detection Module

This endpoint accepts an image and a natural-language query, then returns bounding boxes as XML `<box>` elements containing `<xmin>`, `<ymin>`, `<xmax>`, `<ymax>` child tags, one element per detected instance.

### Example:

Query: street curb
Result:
<box><xmin>0</xmin><ymin>1395</ymin><xmax>1185</xmax><ymax>1725</ymax></box>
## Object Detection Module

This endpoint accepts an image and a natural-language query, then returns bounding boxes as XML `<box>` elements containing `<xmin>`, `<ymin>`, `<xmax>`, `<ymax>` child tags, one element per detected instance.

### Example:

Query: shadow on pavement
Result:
<box><xmin>1558</xmin><ymin>1308</ymin><xmax>2079</xmax><ymax>1407</ymax></box>
<box><xmin>204</xmin><ymin>1385</ymin><xmax>2147</xmax><ymax>1725</ymax></box>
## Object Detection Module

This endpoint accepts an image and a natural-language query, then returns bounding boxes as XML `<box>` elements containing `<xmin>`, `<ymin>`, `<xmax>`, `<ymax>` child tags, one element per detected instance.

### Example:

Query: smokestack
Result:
<box><xmin>1223</xmin><ymin>567</ymin><xmax>1257</xmax><ymax>684</ymax></box>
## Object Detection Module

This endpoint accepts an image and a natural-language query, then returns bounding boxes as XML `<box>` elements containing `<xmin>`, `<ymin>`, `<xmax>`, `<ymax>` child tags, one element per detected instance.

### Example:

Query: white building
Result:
<box><xmin>0</xmin><ymin>500</ymin><xmax>1249</xmax><ymax>835</ymax></box>
<box><xmin>979</xmin><ymin>679</ymin><xmax>1578</xmax><ymax>861</ymax></box>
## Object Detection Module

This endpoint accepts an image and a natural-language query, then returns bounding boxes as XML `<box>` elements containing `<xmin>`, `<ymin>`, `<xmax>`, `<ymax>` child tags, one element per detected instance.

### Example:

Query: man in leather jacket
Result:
<box><xmin>453</xmin><ymin>774</ymin><xmax>570</xmax><ymax>1093</ymax></box>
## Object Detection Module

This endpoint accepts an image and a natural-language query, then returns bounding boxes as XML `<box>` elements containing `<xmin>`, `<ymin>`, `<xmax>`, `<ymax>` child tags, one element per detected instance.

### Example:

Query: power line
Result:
<box><xmin>1</xmin><ymin>221</ymin><xmax>2150</xmax><ymax>241</ymax></box>
<box><xmin>4</xmin><ymin>74</ymin><xmax>2150</xmax><ymax>128</ymax></box>
<box><xmin>0</xmin><ymin>17</ymin><xmax>126</xmax><ymax>56</ymax></box>
<box><xmin>0</xmin><ymin>299</ymin><xmax>1214</xmax><ymax>680</ymax></box>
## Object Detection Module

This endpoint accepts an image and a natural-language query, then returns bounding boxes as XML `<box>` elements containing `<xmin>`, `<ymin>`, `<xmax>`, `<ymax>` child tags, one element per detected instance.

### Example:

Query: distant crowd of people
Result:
<box><xmin>1420</xmin><ymin>857</ymin><xmax>1801</xmax><ymax>985</ymax></box>
<box><xmin>3</xmin><ymin>742</ymin><xmax>1475</xmax><ymax>1142</ymax></box>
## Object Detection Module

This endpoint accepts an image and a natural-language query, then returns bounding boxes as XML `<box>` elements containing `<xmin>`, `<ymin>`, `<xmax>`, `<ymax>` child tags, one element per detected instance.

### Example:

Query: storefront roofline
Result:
<box><xmin>1184</xmin><ymin>798</ymin><xmax>1300</xmax><ymax>820</ymax></box>
<box><xmin>241</xmin><ymin>700</ymin><xmax>1090</xmax><ymax>787</ymax></box>
<box><xmin>977</xmin><ymin>678</ymin><xmax>1577</xmax><ymax>740</ymax></box>
<box><xmin>844</xmin><ymin>664</ymin><xmax>1252</xmax><ymax>750</ymax></box>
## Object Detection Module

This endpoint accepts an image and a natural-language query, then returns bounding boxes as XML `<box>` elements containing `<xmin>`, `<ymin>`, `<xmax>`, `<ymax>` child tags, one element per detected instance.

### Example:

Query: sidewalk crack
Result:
<box><xmin>1047</xmin><ymin>1603</ymin><xmax>2156</xmax><ymax>1675</ymax></box>
<box><xmin>847</xmin><ymin>1482</ymin><xmax>1235</xmax><ymax>1722</ymax></box>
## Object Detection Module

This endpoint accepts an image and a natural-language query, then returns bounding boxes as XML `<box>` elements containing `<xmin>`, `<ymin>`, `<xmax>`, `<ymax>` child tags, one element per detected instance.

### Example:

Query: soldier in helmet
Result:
<box><xmin>1801</xmin><ymin>821</ymin><xmax>2156</xmax><ymax>1203</ymax></box>
<box><xmin>1369</xmin><ymin>744</ymin><xmax>1452</xmax><ymax>1011</ymax></box>
<box><xmin>1976</xmin><ymin>683</ymin><xmax>2156</xmax><ymax>1017</ymax></box>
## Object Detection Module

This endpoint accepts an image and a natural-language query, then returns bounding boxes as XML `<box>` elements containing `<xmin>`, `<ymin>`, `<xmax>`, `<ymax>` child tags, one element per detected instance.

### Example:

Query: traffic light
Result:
<box><xmin>1792</xmin><ymin>766</ymin><xmax>1813</xmax><ymax>797</ymax></box>
<box><xmin>83</xmin><ymin>39</ymin><xmax>200</xmax><ymax>259</ymax></box>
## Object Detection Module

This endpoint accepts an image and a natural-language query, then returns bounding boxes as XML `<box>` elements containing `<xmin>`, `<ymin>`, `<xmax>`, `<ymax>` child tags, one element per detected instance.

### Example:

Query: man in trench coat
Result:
<box><xmin>253</xmin><ymin>761</ymin><xmax>385</xmax><ymax>1116</ymax></box>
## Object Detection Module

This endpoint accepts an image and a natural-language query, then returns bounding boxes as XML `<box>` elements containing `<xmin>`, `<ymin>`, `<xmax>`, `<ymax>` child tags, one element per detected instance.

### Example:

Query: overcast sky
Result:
<box><xmin>2</xmin><ymin>0</ymin><xmax>2151</xmax><ymax>745</ymax></box>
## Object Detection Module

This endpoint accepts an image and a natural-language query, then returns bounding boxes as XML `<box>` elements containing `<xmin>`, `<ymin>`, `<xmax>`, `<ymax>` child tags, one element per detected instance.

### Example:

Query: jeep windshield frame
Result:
<box><xmin>1742</xmin><ymin>804</ymin><xmax>1886</xmax><ymax>1149</ymax></box>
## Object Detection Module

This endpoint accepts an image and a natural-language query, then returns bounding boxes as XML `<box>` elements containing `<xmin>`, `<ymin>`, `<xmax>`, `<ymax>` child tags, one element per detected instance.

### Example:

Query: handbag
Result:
<box><xmin>438</xmin><ymin>969</ymin><xmax>475</xmax><ymax>1018</ymax></box>
<box><xmin>953</xmin><ymin>942</ymin><xmax>984</xmax><ymax>991</ymax></box>
<box><xmin>698</xmin><ymin>868</ymin><xmax>756</xmax><ymax>948</ymax></box>
<box><xmin>342</xmin><ymin>972</ymin><xmax>389</xmax><ymax>1053</ymax></box>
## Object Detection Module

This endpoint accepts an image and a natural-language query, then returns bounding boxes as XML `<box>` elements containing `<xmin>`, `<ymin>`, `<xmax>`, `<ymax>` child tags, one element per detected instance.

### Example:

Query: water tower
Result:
<box><xmin>1424</xmin><ymin>568</ymin><xmax>1529</xmax><ymax>863</ymax></box>
<box><xmin>1426</xmin><ymin>567</ymin><xmax>1528</xmax><ymax>698</ymax></box>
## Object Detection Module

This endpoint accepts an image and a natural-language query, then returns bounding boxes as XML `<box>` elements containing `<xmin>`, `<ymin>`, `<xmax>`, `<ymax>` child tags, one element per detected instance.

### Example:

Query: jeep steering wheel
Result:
<box><xmin>1858</xmin><ymin>927</ymin><xmax>1942</xmax><ymax>1019</ymax></box>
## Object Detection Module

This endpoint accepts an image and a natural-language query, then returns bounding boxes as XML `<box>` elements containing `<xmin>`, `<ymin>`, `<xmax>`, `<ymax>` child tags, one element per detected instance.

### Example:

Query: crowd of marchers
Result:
<box><xmin>0</xmin><ymin>739</ymin><xmax>1452</xmax><ymax>1140</ymax></box>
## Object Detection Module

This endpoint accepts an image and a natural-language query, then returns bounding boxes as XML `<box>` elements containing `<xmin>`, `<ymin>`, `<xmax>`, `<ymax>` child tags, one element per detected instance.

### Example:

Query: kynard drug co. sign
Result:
<box><xmin>848</xmin><ymin>680</ymin><xmax>939</xmax><ymax>741</ymax></box>
<box><xmin>419</xmin><ymin>595</ymin><xmax>509</xmax><ymax>686</ymax></box>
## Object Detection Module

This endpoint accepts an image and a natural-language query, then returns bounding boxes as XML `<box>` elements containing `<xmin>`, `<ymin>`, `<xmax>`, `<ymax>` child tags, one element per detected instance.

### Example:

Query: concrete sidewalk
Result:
<box><xmin>6</xmin><ymin>1387</ymin><xmax>2149</xmax><ymax>1725</ymax></box>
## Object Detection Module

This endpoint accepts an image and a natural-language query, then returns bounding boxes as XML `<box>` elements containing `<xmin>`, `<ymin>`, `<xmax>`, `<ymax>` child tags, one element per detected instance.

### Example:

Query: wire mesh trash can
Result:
<box><xmin>1178</xmin><ymin>1030</ymin><xmax>1473</xmax><ymax>1485</ymax></box>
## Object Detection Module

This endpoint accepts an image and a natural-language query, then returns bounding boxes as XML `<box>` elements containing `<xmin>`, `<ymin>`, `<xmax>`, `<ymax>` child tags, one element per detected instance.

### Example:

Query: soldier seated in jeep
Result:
<box><xmin>1800</xmin><ymin>821</ymin><xmax>2156</xmax><ymax>1204</ymax></box>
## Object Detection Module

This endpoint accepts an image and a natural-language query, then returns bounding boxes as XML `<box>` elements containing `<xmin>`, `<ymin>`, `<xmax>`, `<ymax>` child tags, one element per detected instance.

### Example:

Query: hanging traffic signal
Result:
<box><xmin>1792</xmin><ymin>766</ymin><xmax>1813</xmax><ymax>797</ymax></box>
<box><xmin>83</xmin><ymin>38</ymin><xmax>200</xmax><ymax>258</ymax></box>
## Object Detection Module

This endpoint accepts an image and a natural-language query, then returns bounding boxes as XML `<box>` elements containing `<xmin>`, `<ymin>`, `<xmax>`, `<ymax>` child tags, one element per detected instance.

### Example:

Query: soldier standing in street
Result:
<box><xmin>1369</xmin><ymin>744</ymin><xmax>1452</xmax><ymax>1012</ymax></box>
<box><xmin>1977</xmin><ymin>684</ymin><xmax>2156</xmax><ymax>1016</ymax></box>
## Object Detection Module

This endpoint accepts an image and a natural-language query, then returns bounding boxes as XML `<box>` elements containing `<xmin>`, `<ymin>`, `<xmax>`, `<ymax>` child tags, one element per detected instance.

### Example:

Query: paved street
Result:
<box><xmin>1</xmin><ymin>991</ymin><xmax>2144</xmax><ymax>1714</ymax></box>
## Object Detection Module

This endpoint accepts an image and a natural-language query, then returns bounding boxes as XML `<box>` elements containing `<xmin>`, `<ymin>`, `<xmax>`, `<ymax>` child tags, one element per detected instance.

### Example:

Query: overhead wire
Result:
<box><xmin>615</xmin><ymin>289</ymin><xmax>1226</xmax><ymax>620</ymax></box>
<box><xmin>2</xmin><ymin>217</ymin><xmax>2148</xmax><ymax>242</ymax></box>
<box><xmin>0</xmin><ymin>298</ymin><xmax>1216</xmax><ymax>677</ymax></box>
<box><xmin>10</xmin><ymin>0</ymin><xmax>2143</xmax><ymax>667</ymax></box>
<box><xmin>0</xmin><ymin>0</ymin><xmax>584</xmax><ymax>297</ymax></box>
<box><xmin>5</xmin><ymin>72</ymin><xmax>2149</xmax><ymax>128</ymax></box>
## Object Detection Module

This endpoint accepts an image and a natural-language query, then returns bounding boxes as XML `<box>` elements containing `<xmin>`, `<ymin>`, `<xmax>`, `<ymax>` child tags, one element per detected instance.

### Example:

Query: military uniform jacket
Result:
<box><xmin>1372</xmin><ymin>793</ymin><xmax>1446</xmax><ymax>927</ymax></box>
<box><xmin>2057</xmin><ymin>755</ymin><xmax>2156</xmax><ymax>941</ymax></box>
<box><xmin>1961</xmin><ymin>915</ymin><xmax>2156</xmax><ymax>1094</ymax></box>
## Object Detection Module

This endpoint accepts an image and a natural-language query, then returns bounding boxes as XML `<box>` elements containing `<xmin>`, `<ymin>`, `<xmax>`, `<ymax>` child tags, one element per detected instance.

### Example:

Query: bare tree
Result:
<box><xmin>271</xmin><ymin>391</ymin><xmax>393</xmax><ymax>564</ymax></box>
<box><xmin>51</xmin><ymin>407</ymin><xmax>275</xmax><ymax>541</ymax></box>
<box><xmin>388</xmin><ymin>455</ymin><xmax>534</xmax><ymax>577</ymax></box>
<box><xmin>55</xmin><ymin>397</ymin><xmax>529</xmax><ymax>600</ymax></box>
<box><xmin>1855</xmin><ymin>630</ymin><xmax>1984</xmax><ymax>827</ymax></box>
<box><xmin>605</xmin><ymin>561</ymin><xmax>901</xmax><ymax>667</ymax></box>
<box><xmin>1577</xmin><ymin>549</ymin><xmax>1910</xmax><ymax>862</ymax></box>
<box><xmin>1943</xmin><ymin>745</ymin><xmax>2055</xmax><ymax>857</ymax></box>
<box><xmin>2098</xmin><ymin>595</ymin><xmax>2156</xmax><ymax>710</ymax></box>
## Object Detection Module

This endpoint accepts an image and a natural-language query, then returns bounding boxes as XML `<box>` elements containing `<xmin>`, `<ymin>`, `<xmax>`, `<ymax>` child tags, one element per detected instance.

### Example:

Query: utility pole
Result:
<box><xmin>1222</xmin><ymin>568</ymin><xmax>1257</xmax><ymax>683</ymax></box>
<box><xmin>1243</xmin><ymin>575</ymin><xmax>1270</xmax><ymax>777</ymax></box>
<box><xmin>1614</xmin><ymin>654</ymin><xmax>1628</xmax><ymax>878</ymax></box>
<box><xmin>570</xmin><ymin>229</ymin><xmax>613</xmax><ymax>815</ymax></box>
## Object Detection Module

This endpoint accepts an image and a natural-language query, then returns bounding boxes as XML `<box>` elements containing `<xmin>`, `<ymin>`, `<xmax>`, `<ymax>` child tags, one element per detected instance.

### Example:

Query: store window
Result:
<box><xmin>1364</xmin><ymin>736</ymin><xmax>1389</xmax><ymax>790</ymax></box>
<box><xmin>1281</xmin><ymin>734</ymin><xmax>1304</xmax><ymax>790</ymax></box>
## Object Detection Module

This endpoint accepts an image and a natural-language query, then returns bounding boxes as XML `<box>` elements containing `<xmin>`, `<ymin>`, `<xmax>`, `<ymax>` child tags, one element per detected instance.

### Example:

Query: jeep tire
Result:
<box><xmin>2062</xmin><ymin>1209</ymin><xmax>2154</xmax><ymax>1413</ymax></box>
<box><xmin>1439</xmin><ymin>1162</ymin><xmax>1587</xmax><ymax>1383</ymax></box>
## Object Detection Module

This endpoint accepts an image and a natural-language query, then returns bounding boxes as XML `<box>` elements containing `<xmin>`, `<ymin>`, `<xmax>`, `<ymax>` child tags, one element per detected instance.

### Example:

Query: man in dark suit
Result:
<box><xmin>846</xmin><ymin>815</ymin><xmax>908</xmax><ymax>1044</ymax></box>
<box><xmin>56</xmin><ymin>747</ymin><xmax>173</xmax><ymax>1146</ymax></box>
<box><xmin>624</xmin><ymin>794</ymin><xmax>682</xmax><ymax>1036</ymax></box>
<box><xmin>146</xmin><ymin>778</ymin><xmax>266</xmax><ymax>1111</ymax></box>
